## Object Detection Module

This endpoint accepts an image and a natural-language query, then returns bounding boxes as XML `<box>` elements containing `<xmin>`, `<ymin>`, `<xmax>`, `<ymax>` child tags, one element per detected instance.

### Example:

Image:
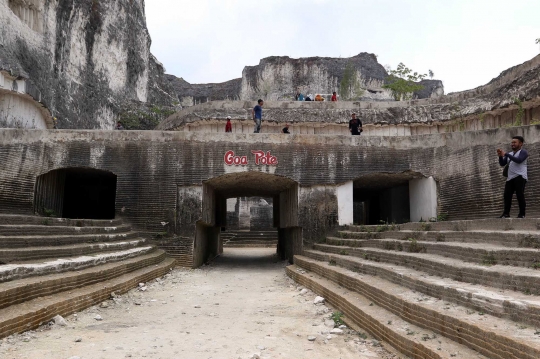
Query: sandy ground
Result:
<box><xmin>0</xmin><ymin>248</ymin><xmax>397</xmax><ymax>359</ymax></box>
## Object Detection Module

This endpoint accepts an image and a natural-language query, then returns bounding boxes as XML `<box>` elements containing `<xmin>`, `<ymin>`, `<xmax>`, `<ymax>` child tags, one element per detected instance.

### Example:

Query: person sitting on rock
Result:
<box><xmin>315</xmin><ymin>94</ymin><xmax>324</xmax><ymax>101</ymax></box>
<box><xmin>331</xmin><ymin>92</ymin><xmax>338</xmax><ymax>101</ymax></box>
<box><xmin>305</xmin><ymin>94</ymin><xmax>313</xmax><ymax>101</ymax></box>
<box><xmin>282</xmin><ymin>124</ymin><xmax>290</xmax><ymax>134</ymax></box>
<box><xmin>115</xmin><ymin>121</ymin><xmax>124</xmax><ymax>130</ymax></box>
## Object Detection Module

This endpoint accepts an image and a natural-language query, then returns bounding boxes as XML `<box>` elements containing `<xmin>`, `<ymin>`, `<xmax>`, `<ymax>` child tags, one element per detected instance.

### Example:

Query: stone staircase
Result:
<box><xmin>0</xmin><ymin>214</ymin><xmax>175</xmax><ymax>339</ymax></box>
<box><xmin>222</xmin><ymin>230</ymin><xmax>278</xmax><ymax>248</ymax></box>
<box><xmin>287</xmin><ymin>218</ymin><xmax>540</xmax><ymax>359</ymax></box>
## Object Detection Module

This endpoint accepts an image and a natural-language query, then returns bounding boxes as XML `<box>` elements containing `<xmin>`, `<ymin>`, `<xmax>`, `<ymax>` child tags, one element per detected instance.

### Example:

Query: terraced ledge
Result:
<box><xmin>291</xmin><ymin>256</ymin><xmax>540</xmax><ymax>359</ymax></box>
<box><xmin>0</xmin><ymin>250</ymin><xmax>167</xmax><ymax>310</ymax></box>
<box><xmin>0</xmin><ymin>247</ymin><xmax>155</xmax><ymax>282</ymax></box>
<box><xmin>313</xmin><ymin>243</ymin><xmax>540</xmax><ymax>294</ymax></box>
<box><xmin>0</xmin><ymin>224</ymin><xmax>131</xmax><ymax>235</ymax></box>
<box><xmin>326</xmin><ymin>237</ymin><xmax>540</xmax><ymax>267</ymax></box>
<box><xmin>0</xmin><ymin>257</ymin><xmax>175</xmax><ymax>339</ymax></box>
<box><xmin>0</xmin><ymin>215</ymin><xmax>122</xmax><ymax>227</ymax></box>
<box><xmin>286</xmin><ymin>264</ymin><xmax>489</xmax><ymax>359</ymax></box>
<box><xmin>338</xmin><ymin>230</ymin><xmax>540</xmax><ymax>246</ymax></box>
<box><xmin>0</xmin><ymin>231</ymin><xmax>137</xmax><ymax>247</ymax></box>
<box><xmin>0</xmin><ymin>239</ymin><xmax>147</xmax><ymax>263</ymax></box>
<box><xmin>304</xmin><ymin>249</ymin><xmax>540</xmax><ymax>328</ymax></box>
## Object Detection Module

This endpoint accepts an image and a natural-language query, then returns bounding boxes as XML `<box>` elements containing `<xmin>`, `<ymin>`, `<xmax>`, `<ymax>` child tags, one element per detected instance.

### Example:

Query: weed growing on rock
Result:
<box><xmin>383</xmin><ymin>241</ymin><xmax>396</xmax><ymax>250</ymax></box>
<box><xmin>339</xmin><ymin>250</ymin><xmax>349</xmax><ymax>256</ymax></box>
<box><xmin>408</xmin><ymin>239</ymin><xmax>426</xmax><ymax>253</ymax></box>
<box><xmin>519</xmin><ymin>235</ymin><xmax>540</xmax><ymax>248</ymax></box>
<box><xmin>435</xmin><ymin>233</ymin><xmax>446</xmax><ymax>242</ymax></box>
<box><xmin>420</xmin><ymin>223</ymin><xmax>432</xmax><ymax>231</ymax></box>
<box><xmin>330</xmin><ymin>311</ymin><xmax>344</xmax><ymax>327</ymax></box>
<box><xmin>329</xmin><ymin>259</ymin><xmax>337</xmax><ymax>266</ymax></box>
<box><xmin>482</xmin><ymin>253</ymin><xmax>497</xmax><ymax>266</ymax></box>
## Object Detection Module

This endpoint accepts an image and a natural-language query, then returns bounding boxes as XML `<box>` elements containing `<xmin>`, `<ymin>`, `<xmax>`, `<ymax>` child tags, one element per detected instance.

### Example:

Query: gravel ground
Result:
<box><xmin>0</xmin><ymin>248</ymin><xmax>398</xmax><ymax>359</ymax></box>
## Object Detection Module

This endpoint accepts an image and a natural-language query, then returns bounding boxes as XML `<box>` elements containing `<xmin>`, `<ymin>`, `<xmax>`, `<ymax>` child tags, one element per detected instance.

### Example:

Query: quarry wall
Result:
<box><xmin>1</xmin><ymin>126</ymin><xmax>539</xmax><ymax>231</ymax></box>
<box><xmin>0</xmin><ymin>0</ymin><xmax>176</xmax><ymax>130</ymax></box>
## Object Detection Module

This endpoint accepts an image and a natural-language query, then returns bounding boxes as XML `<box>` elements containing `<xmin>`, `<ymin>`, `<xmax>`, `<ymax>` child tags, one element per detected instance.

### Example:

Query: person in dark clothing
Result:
<box><xmin>349</xmin><ymin>113</ymin><xmax>363</xmax><ymax>135</ymax></box>
<box><xmin>282</xmin><ymin>124</ymin><xmax>290</xmax><ymax>134</ymax></box>
<box><xmin>115</xmin><ymin>121</ymin><xmax>124</xmax><ymax>130</ymax></box>
<box><xmin>252</xmin><ymin>99</ymin><xmax>264</xmax><ymax>133</ymax></box>
<box><xmin>225</xmin><ymin>116</ymin><xmax>232</xmax><ymax>132</ymax></box>
<box><xmin>497</xmin><ymin>136</ymin><xmax>528</xmax><ymax>218</ymax></box>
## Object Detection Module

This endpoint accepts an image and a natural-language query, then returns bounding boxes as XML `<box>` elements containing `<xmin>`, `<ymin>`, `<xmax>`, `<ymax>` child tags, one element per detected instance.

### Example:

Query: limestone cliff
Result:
<box><xmin>167</xmin><ymin>53</ymin><xmax>444</xmax><ymax>106</ymax></box>
<box><xmin>0</xmin><ymin>0</ymin><xmax>177</xmax><ymax>129</ymax></box>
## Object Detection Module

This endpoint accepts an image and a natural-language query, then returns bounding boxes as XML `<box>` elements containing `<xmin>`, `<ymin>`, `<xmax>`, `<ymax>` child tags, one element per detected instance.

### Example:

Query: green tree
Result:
<box><xmin>536</xmin><ymin>38</ymin><xmax>540</xmax><ymax>51</ymax></box>
<box><xmin>383</xmin><ymin>63</ymin><xmax>427</xmax><ymax>101</ymax></box>
<box><xmin>340</xmin><ymin>62</ymin><xmax>365</xmax><ymax>100</ymax></box>
<box><xmin>428</xmin><ymin>69</ymin><xmax>434</xmax><ymax>79</ymax></box>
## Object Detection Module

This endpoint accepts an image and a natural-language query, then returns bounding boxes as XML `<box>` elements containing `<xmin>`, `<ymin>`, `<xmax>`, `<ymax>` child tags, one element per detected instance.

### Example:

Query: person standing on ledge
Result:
<box><xmin>331</xmin><ymin>92</ymin><xmax>338</xmax><ymax>102</ymax></box>
<box><xmin>225</xmin><ymin>116</ymin><xmax>232</xmax><ymax>132</ymax></box>
<box><xmin>497</xmin><ymin>135</ymin><xmax>528</xmax><ymax>218</ymax></box>
<box><xmin>252</xmin><ymin>99</ymin><xmax>263</xmax><ymax>133</ymax></box>
<box><xmin>349</xmin><ymin>113</ymin><xmax>363</xmax><ymax>135</ymax></box>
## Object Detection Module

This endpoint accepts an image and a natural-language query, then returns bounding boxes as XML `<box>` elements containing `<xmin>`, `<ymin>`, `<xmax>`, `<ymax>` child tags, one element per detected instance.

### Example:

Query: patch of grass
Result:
<box><xmin>41</xmin><ymin>219</ymin><xmax>50</xmax><ymax>226</ymax></box>
<box><xmin>339</xmin><ymin>250</ymin><xmax>349</xmax><ymax>256</ymax></box>
<box><xmin>520</xmin><ymin>235</ymin><xmax>540</xmax><ymax>248</ymax></box>
<box><xmin>329</xmin><ymin>259</ymin><xmax>337</xmax><ymax>266</ymax></box>
<box><xmin>420</xmin><ymin>223</ymin><xmax>432</xmax><ymax>231</ymax></box>
<box><xmin>382</xmin><ymin>241</ymin><xmax>396</xmax><ymax>250</ymax></box>
<box><xmin>531</xmin><ymin>263</ymin><xmax>540</xmax><ymax>270</ymax></box>
<box><xmin>482</xmin><ymin>253</ymin><xmax>497</xmax><ymax>266</ymax></box>
<box><xmin>330</xmin><ymin>311</ymin><xmax>344</xmax><ymax>327</ymax></box>
<box><xmin>408</xmin><ymin>239</ymin><xmax>426</xmax><ymax>253</ymax></box>
<box><xmin>437</xmin><ymin>213</ymin><xmax>449</xmax><ymax>221</ymax></box>
<box><xmin>43</xmin><ymin>208</ymin><xmax>56</xmax><ymax>217</ymax></box>
<box><xmin>358</xmin><ymin>332</ymin><xmax>368</xmax><ymax>339</ymax></box>
<box><xmin>435</xmin><ymin>233</ymin><xmax>446</xmax><ymax>242</ymax></box>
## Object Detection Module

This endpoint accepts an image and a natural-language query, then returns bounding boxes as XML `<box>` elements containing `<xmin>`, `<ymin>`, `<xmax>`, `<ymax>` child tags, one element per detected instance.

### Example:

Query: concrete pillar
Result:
<box><xmin>409</xmin><ymin>177</ymin><xmax>437</xmax><ymax>222</ymax></box>
<box><xmin>337</xmin><ymin>181</ymin><xmax>353</xmax><ymax>225</ymax></box>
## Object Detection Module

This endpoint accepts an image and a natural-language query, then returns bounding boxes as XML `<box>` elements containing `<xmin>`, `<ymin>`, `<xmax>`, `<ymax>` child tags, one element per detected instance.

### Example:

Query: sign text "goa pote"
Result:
<box><xmin>224</xmin><ymin>150</ymin><xmax>278</xmax><ymax>166</ymax></box>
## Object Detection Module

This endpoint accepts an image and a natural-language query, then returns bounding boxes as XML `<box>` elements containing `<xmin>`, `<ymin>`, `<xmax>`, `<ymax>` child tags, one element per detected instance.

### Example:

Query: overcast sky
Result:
<box><xmin>145</xmin><ymin>0</ymin><xmax>539</xmax><ymax>94</ymax></box>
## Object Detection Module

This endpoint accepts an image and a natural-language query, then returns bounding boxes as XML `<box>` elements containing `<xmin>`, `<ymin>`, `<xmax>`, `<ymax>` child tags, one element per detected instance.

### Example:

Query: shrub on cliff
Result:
<box><xmin>383</xmin><ymin>63</ymin><xmax>426</xmax><ymax>101</ymax></box>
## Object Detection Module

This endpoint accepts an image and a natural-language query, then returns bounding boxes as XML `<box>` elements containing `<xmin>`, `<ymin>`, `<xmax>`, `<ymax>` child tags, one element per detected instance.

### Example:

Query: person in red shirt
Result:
<box><xmin>331</xmin><ymin>92</ymin><xmax>338</xmax><ymax>101</ymax></box>
<box><xmin>225</xmin><ymin>116</ymin><xmax>232</xmax><ymax>132</ymax></box>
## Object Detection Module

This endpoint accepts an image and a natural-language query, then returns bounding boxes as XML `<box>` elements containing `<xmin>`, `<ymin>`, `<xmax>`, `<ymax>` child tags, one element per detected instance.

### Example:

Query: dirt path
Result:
<box><xmin>0</xmin><ymin>248</ymin><xmax>397</xmax><ymax>359</ymax></box>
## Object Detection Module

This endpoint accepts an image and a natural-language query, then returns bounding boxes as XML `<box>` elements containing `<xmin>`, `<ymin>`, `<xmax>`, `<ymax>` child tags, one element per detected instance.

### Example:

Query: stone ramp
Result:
<box><xmin>222</xmin><ymin>230</ymin><xmax>278</xmax><ymax>248</ymax></box>
<box><xmin>0</xmin><ymin>214</ymin><xmax>175</xmax><ymax>339</ymax></box>
<box><xmin>287</xmin><ymin>218</ymin><xmax>540</xmax><ymax>358</ymax></box>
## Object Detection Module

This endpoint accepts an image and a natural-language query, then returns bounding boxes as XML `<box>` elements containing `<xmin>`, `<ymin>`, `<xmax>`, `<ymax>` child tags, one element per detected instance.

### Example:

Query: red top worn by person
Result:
<box><xmin>331</xmin><ymin>92</ymin><xmax>337</xmax><ymax>101</ymax></box>
<box><xmin>225</xmin><ymin>116</ymin><xmax>232</xmax><ymax>132</ymax></box>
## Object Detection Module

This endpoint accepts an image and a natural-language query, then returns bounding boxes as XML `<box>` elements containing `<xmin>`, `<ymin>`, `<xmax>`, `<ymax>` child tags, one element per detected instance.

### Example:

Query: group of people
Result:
<box><xmin>295</xmin><ymin>91</ymin><xmax>339</xmax><ymax>102</ymax></box>
<box><xmin>225</xmin><ymin>99</ymin><xmax>361</xmax><ymax>135</ymax></box>
<box><xmin>225</xmin><ymin>99</ymin><xmax>288</xmax><ymax>134</ymax></box>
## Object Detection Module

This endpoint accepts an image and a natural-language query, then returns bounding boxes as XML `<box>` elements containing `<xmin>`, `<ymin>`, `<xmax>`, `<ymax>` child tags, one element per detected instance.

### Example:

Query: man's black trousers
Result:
<box><xmin>503</xmin><ymin>175</ymin><xmax>527</xmax><ymax>216</ymax></box>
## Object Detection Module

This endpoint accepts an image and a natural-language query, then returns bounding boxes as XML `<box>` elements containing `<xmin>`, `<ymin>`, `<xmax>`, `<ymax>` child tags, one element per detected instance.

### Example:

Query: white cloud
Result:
<box><xmin>146</xmin><ymin>0</ymin><xmax>540</xmax><ymax>93</ymax></box>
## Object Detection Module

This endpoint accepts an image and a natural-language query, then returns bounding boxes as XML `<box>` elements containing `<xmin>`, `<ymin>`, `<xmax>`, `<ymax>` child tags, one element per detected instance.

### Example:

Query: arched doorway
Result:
<box><xmin>34</xmin><ymin>168</ymin><xmax>117</xmax><ymax>219</ymax></box>
<box><xmin>177</xmin><ymin>172</ymin><xmax>301</xmax><ymax>267</ymax></box>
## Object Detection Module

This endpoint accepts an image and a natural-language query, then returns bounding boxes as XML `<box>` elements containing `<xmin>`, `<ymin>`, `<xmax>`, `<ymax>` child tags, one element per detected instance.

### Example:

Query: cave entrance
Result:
<box><xmin>34</xmin><ymin>168</ymin><xmax>117</xmax><ymax>219</ymax></box>
<box><xmin>186</xmin><ymin>172</ymin><xmax>300</xmax><ymax>267</ymax></box>
<box><xmin>353</xmin><ymin>173</ymin><xmax>436</xmax><ymax>225</ymax></box>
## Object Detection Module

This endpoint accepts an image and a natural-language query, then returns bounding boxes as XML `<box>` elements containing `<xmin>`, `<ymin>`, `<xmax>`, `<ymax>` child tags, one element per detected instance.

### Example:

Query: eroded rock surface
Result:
<box><xmin>0</xmin><ymin>0</ymin><xmax>176</xmax><ymax>129</ymax></box>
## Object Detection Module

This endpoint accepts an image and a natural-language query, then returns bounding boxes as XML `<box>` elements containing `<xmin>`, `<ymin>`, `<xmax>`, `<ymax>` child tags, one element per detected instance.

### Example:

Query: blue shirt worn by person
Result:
<box><xmin>499</xmin><ymin>149</ymin><xmax>528</xmax><ymax>181</ymax></box>
<box><xmin>254</xmin><ymin>105</ymin><xmax>263</xmax><ymax>119</ymax></box>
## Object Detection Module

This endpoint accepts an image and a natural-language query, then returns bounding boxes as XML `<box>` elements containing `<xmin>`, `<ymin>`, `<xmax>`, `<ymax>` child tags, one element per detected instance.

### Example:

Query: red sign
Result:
<box><xmin>224</xmin><ymin>150</ymin><xmax>278</xmax><ymax>166</ymax></box>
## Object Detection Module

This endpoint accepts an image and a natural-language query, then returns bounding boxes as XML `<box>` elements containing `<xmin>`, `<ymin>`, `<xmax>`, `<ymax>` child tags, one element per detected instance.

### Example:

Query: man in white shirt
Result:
<box><xmin>497</xmin><ymin>136</ymin><xmax>528</xmax><ymax>218</ymax></box>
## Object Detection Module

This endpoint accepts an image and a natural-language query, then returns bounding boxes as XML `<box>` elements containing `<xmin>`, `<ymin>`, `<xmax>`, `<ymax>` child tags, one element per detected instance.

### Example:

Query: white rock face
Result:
<box><xmin>0</xmin><ymin>0</ymin><xmax>174</xmax><ymax>130</ymax></box>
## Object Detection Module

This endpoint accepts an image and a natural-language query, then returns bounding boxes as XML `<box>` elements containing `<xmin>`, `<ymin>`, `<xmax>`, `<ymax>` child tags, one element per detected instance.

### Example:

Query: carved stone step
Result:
<box><xmin>290</xmin><ymin>256</ymin><xmax>540</xmax><ymax>359</ymax></box>
<box><xmin>286</xmin><ymin>264</ymin><xmax>490</xmax><ymax>359</ymax></box>
<box><xmin>0</xmin><ymin>257</ymin><xmax>175</xmax><ymax>339</ymax></box>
